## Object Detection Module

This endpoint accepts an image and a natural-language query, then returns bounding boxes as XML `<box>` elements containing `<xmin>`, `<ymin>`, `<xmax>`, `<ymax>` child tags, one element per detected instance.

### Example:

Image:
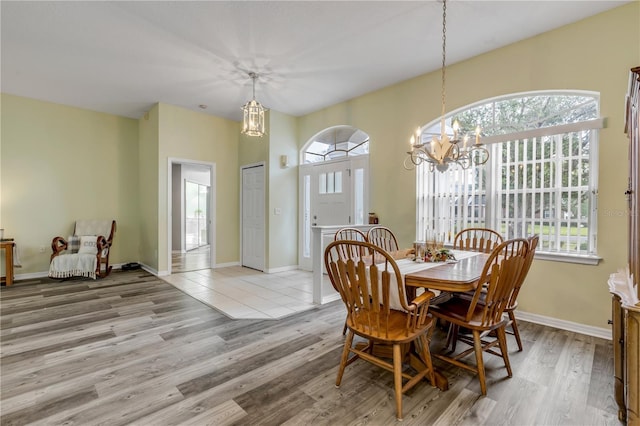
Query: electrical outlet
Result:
<box><xmin>39</xmin><ymin>246</ymin><xmax>46</xmax><ymax>253</ymax></box>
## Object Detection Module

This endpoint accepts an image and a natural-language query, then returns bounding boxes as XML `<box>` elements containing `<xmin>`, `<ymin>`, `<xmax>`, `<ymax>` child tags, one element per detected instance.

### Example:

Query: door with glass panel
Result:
<box><xmin>185</xmin><ymin>181</ymin><xmax>209</xmax><ymax>251</ymax></box>
<box><xmin>298</xmin><ymin>157</ymin><xmax>368</xmax><ymax>270</ymax></box>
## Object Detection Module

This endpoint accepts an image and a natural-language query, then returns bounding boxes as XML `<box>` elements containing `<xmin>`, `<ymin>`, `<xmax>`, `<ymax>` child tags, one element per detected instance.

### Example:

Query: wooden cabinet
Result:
<box><xmin>611</xmin><ymin>66</ymin><xmax>640</xmax><ymax>425</ymax></box>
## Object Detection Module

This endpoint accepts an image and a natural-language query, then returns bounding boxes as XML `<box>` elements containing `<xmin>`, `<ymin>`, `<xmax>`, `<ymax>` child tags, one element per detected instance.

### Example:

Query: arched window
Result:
<box><xmin>302</xmin><ymin>125</ymin><xmax>369</xmax><ymax>164</ymax></box>
<box><xmin>417</xmin><ymin>91</ymin><xmax>602</xmax><ymax>263</ymax></box>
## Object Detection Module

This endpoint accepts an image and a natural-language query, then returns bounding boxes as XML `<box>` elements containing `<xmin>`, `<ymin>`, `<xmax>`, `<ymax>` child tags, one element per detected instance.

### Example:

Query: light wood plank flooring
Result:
<box><xmin>0</xmin><ymin>270</ymin><xmax>619</xmax><ymax>425</ymax></box>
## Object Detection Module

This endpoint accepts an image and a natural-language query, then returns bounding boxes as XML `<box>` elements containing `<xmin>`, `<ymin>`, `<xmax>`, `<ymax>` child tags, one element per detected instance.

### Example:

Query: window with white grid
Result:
<box><xmin>416</xmin><ymin>91</ymin><xmax>601</xmax><ymax>261</ymax></box>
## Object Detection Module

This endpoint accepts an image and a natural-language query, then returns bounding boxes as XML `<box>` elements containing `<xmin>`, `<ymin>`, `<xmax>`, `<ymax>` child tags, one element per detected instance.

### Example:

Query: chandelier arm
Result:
<box><xmin>421</xmin><ymin>147</ymin><xmax>442</xmax><ymax>164</ymax></box>
<box><xmin>403</xmin><ymin>156</ymin><xmax>417</xmax><ymax>170</ymax></box>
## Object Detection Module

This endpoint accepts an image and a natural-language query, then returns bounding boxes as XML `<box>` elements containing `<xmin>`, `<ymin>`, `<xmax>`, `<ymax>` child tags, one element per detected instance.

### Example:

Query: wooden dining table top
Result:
<box><xmin>404</xmin><ymin>252</ymin><xmax>490</xmax><ymax>293</ymax></box>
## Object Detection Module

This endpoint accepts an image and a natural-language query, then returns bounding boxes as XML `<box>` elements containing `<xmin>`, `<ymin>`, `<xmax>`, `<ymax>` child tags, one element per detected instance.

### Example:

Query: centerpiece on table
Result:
<box><xmin>422</xmin><ymin>247</ymin><xmax>456</xmax><ymax>262</ymax></box>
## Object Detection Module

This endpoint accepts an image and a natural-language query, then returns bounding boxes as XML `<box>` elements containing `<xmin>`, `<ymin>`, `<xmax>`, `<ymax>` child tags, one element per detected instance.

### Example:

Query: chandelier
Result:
<box><xmin>241</xmin><ymin>72</ymin><xmax>266</xmax><ymax>137</ymax></box>
<box><xmin>404</xmin><ymin>0</ymin><xmax>489</xmax><ymax>172</ymax></box>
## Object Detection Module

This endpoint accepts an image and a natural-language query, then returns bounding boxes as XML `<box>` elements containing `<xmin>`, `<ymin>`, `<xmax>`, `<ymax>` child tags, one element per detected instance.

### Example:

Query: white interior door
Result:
<box><xmin>242</xmin><ymin>165</ymin><xmax>265</xmax><ymax>271</ymax></box>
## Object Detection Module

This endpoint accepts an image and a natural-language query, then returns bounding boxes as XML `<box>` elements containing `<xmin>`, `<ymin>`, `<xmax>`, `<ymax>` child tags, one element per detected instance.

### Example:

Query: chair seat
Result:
<box><xmin>430</xmin><ymin>292</ymin><xmax>508</xmax><ymax>331</ymax></box>
<box><xmin>348</xmin><ymin>309</ymin><xmax>435</xmax><ymax>344</ymax></box>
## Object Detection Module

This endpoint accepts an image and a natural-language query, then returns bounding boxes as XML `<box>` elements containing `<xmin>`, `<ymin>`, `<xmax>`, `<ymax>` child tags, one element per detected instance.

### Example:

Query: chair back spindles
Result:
<box><xmin>454</xmin><ymin>227</ymin><xmax>503</xmax><ymax>253</ymax></box>
<box><xmin>334</xmin><ymin>227</ymin><xmax>368</xmax><ymax>260</ymax></box>
<box><xmin>367</xmin><ymin>226</ymin><xmax>399</xmax><ymax>252</ymax></box>
<box><xmin>507</xmin><ymin>234</ymin><xmax>539</xmax><ymax>310</ymax></box>
<box><xmin>465</xmin><ymin>238</ymin><xmax>529</xmax><ymax>327</ymax></box>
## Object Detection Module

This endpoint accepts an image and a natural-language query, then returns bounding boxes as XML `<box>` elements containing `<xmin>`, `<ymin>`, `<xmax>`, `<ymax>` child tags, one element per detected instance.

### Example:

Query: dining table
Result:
<box><xmin>394</xmin><ymin>249</ymin><xmax>490</xmax><ymax>391</ymax></box>
<box><xmin>404</xmin><ymin>250</ymin><xmax>489</xmax><ymax>299</ymax></box>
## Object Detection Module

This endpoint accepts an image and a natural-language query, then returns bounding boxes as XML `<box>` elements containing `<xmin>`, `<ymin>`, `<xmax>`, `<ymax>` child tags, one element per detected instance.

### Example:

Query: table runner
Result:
<box><xmin>373</xmin><ymin>250</ymin><xmax>481</xmax><ymax>311</ymax></box>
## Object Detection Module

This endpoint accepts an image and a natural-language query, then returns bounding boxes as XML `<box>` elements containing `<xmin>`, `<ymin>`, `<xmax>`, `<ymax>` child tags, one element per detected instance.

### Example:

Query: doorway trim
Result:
<box><xmin>167</xmin><ymin>157</ymin><xmax>216</xmax><ymax>274</ymax></box>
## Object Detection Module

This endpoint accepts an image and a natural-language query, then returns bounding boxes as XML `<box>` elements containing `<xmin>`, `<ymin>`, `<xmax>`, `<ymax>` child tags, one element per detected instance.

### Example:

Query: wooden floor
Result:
<box><xmin>0</xmin><ymin>270</ymin><xmax>619</xmax><ymax>425</ymax></box>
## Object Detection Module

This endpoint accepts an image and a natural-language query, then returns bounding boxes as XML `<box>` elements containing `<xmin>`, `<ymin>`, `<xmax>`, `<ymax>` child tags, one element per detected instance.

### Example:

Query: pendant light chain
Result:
<box><xmin>440</xmin><ymin>0</ymin><xmax>447</xmax><ymax>135</ymax></box>
<box><xmin>403</xmin><ymin>0</ymin><xmax>489</xmax><ymax>171</ymax></box>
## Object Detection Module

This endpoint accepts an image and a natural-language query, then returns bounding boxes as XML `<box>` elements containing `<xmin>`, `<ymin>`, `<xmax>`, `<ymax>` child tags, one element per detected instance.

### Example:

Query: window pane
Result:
<box><xmin>335</xmin><ymin>171</ymin><xmax>342</xmax><ymax>193</ymax></box>
<box><xmin>354</xmin><ymin>168</ymin><xmax>364</xmax><ymax>224</ymax></box>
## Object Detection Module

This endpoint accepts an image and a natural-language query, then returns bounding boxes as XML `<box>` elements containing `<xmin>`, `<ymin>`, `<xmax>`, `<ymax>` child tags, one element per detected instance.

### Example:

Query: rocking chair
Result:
<box><xmin>49</xmin><ymin>220</ymin><xmax>116</xmax><ymax>279</ymax></box>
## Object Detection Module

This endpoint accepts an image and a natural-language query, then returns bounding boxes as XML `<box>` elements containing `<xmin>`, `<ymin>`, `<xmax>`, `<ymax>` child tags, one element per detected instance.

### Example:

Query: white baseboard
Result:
<box><xmin>516</xmin><ymin>310</ymin><xmax>611</xmax><ymax>340</ymax></box>
<box><xmin>213</xmin><ymin>261</ymin><xmax>239</xmax><ymax>269</ymax></box>
<box><xmin>321</xmin><ymin>293</ymin><xmax>341</xmax><ymax>305</ymax></box>
<box><xmin>14</xmin><ymin>270</ymin><xmax>49</xmax><ymax>280</ymax></box>
<box><xmin>141</xmin><ymin>263</ymin><xmax>165</xmax><ymax>276</ymax></box>
<box><xmin>266</xmin><ymin>265</ymin><xmax>299</xmax><ymax>274</ymax></box>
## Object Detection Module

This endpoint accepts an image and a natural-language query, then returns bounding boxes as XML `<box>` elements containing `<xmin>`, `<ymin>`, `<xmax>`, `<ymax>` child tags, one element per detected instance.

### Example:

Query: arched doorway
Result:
<box><xmin>298</xmin><ymin>125</ymin><xmax>370</xmax><ymax>270</ymax></box>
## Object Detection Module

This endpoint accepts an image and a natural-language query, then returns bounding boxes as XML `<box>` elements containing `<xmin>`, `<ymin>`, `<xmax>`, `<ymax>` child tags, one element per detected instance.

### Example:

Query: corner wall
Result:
<box><xmin>0</xmin><ymin>94</ymin><xmax>141</xmax><ymax>274</ymax></box>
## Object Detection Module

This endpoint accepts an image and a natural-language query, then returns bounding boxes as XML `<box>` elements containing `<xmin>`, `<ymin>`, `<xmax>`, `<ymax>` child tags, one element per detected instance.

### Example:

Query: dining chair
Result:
<box><xmin>453</xmin><ymin>227</ymin><xmax>503</xmax><ymax>253</ymax></box>
<box><xmin>504</xmin><ymin>234</ymin><xmax>539</xmax><ymax>351</ymax></box>
<box><xmin>429</xmin><ymin>238</ymin><xmax>529</xmax><ymax>396</ymax></box>
<box><xmin>324</xmin><ymin>240</ymin><xmax>437</xmax><ymax>421</ymax></box>
<box><xmin>445</xmin><ymin>227</ymin><xmax>503</xmax><ymax>349</ymax></box>
<box><xmin>334</xmin><ymin>227</ymin><xmax>369</xmax><ymax>335</ymax></box>
<box><xmin>367</xmin><ymin>226</ymin><xmax>399</xmax><ymax>252</ymax></box>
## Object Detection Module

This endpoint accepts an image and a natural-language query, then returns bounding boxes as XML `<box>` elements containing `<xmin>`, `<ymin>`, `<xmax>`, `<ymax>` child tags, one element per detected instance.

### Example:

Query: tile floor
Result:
<box><xmin>161</xmin><ymin>266</ymin><xmax>317</xmax><ymax>320</ymax></box>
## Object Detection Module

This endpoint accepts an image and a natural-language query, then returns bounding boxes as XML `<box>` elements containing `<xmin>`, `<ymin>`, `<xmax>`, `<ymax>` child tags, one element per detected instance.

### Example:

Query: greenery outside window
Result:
<box><xmin>417</xmin><ymin>91</ymin><xmax>602</xmax><ymax>264</ymax></box>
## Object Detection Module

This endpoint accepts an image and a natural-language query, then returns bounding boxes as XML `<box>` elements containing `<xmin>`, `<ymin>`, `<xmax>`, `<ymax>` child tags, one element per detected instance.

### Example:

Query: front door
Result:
<box><xmin>299</xmin><ymin>157</ymin><xmax>368</xmax><ymax>270</ymax></box>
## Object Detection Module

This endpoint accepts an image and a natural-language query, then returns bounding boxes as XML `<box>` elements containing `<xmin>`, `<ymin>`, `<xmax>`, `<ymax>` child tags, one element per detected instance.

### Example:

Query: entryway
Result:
<box><xmin>298</xmin><ymin>125</ymin><xmax>370</xmax><ymax>271</ymax></box>
<box><xmin>168</xmin><ymin>159</ymin><xmax>216</xmax><ymax>274</ymax></box>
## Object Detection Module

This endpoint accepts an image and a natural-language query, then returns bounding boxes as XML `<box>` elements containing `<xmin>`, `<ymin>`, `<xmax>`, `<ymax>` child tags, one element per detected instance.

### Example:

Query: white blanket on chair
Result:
<box><xmin>49</xmin><ymin>253</ymin><xmax>97</xmax><ymax>279</ymax></box>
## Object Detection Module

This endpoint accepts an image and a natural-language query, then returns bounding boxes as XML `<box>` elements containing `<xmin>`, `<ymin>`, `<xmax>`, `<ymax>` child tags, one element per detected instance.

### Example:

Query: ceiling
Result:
<box><xmin>1</xmin><ymin>1</ymin><xmax>630</xmax><ymax>122</ymax></box>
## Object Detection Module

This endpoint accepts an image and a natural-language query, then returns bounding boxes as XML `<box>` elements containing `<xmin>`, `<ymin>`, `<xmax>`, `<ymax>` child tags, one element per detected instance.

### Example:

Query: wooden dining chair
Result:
<box><xmin>429</xmin><ymin>238</ymin><xmax>529</xmax><ymax>396</ymax></box>
<box><xmin>504</xmin><ymin>234</ymin><xmax>539</xmax><ymax>351</ymax></box>
<box><xmin>453</xmin><ymin>227</ymin><xmax>503</xmax><ymax>253</ymax></box>
<box><xmin>334</xmin><ymin>228</ymin><xmax>369</xmax><ymax>335</ymax></box>
<box><xmin>367</xmin><ymin>226</ymin><xmax>399</xmax><ymax>252</ymax></box>
<box><xmin>324</xmin><ymin>240</ymin><xmax>437</xmax><ymax>421</ymax></box>
<box><xmin>444</xmin><ymin>227</ymin><xmax>503</xmax><ymax>350</ymax></box>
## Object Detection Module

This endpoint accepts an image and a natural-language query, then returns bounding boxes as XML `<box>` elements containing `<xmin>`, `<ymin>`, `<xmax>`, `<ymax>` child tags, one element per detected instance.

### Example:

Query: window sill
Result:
<box><xmin>534</xmin><ymin>252</ymin><xmax>601</xmax><ymax>265</ymax></box>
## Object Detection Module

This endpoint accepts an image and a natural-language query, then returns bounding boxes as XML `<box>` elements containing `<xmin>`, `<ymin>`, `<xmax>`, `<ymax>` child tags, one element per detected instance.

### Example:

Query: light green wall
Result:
<box><xmin>157</xmin><ymin>103</ymin><xmax>240</xmax><ymax>272</ymax></box>
<box><xmin>268</xmin><ymin>110</ymin><xmax>298</xmax><ymax>269</ymax></box>
<box><xmin>297</xmin><ymin>3</ymin><xmax>640</xmax><ymax>328</ymax></box>
<box><xmin>138</xmin><ymin>105</ymin><xmax>160</xmax><ymax>270</ymax></box>
<box><xmin>0</xmin><ymin>94</ymin><xmax>140</xmax><ymax>273</ymax></box>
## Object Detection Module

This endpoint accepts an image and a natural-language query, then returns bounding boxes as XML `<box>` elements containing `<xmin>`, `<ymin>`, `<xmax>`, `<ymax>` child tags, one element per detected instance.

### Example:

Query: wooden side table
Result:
<box><xmin>1</xmin><ymin>240</ymin><xmax>15</xmax><ymax>286</ymax></box>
